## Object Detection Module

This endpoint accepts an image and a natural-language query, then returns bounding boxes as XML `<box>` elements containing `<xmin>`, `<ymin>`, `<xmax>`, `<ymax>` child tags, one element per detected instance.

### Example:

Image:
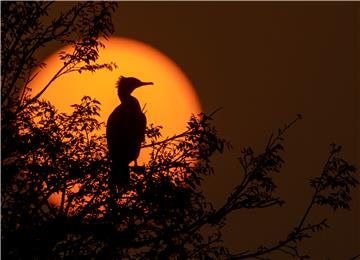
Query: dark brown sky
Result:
<box><xmin>50</xmin><ymin>2</ymin><xmax>359</xmax><ymax>258</ymax></box>
<box><xmin>112</xmin><ymin>3</ymin><xmax>359</xmax><ymax>258</ymax></box>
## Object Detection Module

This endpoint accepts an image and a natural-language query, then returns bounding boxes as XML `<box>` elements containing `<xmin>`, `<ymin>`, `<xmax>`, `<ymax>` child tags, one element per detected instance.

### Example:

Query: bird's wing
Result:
<box><xmin>106</xmin><ymin>105</ymin><xmax>146</xmax><ymax>163</ymax></box>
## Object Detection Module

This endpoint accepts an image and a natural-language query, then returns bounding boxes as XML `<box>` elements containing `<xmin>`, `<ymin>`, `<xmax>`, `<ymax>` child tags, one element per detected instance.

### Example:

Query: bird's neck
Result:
<box><xmin>120</xmin><ymin>94</ymin><xmax>134</xmax><ymax>103</ymax></box>
<box><xmin>120</xmin><ymin>95</ymin><xmax>141</xmax><ymax>111</ymax></box>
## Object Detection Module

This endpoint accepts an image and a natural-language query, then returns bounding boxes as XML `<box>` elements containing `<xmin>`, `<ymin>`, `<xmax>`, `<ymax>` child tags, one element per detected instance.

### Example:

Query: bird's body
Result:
<box><xmin>107</xmin><ymin>97</ymin><xmax>146</xmax><ymax>187</ymax></box>
<box><xmin>106</xmin><ymin>77</ymin><xmax>152</xmax><ymax>192</ymax></box>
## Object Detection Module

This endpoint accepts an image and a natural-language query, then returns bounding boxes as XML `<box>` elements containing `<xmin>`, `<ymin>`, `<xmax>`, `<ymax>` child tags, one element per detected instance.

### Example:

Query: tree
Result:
<box><xmin>1</xmin><ymin>2</ymin><xmax>359</xmax><ymax>259</ymax></box>
<box><xmin>1</xmin><ymin>1</ymin><xmax>117</xmax><ymax>113</ymax></box>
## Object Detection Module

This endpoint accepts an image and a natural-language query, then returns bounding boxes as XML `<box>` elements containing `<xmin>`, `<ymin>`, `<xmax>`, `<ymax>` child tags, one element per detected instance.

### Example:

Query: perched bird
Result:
<box><xmin>106</xmin><ymin>76</ymin><xmax>153</xmax><ymax>192</ymax></box>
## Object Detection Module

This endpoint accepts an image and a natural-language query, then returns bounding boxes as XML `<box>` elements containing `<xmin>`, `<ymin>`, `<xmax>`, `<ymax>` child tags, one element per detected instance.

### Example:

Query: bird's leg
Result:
<box><xmin>133</xmin><ymin>159</ymin><xmax>145</xmax><ymax>174</ymax></box>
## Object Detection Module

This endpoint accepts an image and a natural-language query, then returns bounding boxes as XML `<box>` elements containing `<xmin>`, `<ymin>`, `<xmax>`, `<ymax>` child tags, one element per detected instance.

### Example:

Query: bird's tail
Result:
<box><xmin>109</xmin><ymin>162</ymin><xmax>130</xmax><ymax>193</ymax></box>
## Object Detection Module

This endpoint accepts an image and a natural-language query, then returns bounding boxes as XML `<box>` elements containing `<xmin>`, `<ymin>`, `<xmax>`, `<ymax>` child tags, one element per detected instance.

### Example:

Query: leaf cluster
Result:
<box><xmin>2</xmin><ymin>97</ymin><xmax>358</xmax><ymax>259</ymax></box>
<box><xmin>1</xmin><ymin>1</ymin><xmax>118</xmax><ymax>114</ymax></box>
<box><xmin>310</xmin><ymin>143</ymin><xmax>358</xmax><ymax>210</ymax></box>
<box><xmin>1</xmin><ymin>97</ymin><xmax>229</xmax><ymax>259</ymax></box>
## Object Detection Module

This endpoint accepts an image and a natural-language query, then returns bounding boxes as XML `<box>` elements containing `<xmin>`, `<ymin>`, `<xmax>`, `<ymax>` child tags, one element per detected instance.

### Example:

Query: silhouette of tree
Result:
<box><xmin>1</xmin><ymin>2</ymin><xmax>359</xmax><ymax>259</ymax></box>
<box><xmin>1</xmin><ymin>1</ymin><xmax>117</xmax><ymax>114</ymax></box>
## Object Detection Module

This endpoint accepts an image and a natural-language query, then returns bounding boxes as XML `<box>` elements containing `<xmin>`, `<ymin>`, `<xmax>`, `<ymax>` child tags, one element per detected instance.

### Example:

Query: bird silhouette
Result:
<box><xmin>106</xmin><ymin>76</ymin><xmax>153</xmax><ymax>193</ymax></box>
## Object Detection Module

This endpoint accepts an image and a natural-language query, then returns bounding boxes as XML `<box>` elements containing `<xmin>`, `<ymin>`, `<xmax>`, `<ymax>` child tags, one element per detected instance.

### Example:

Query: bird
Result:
<box><xmin>106</xmin><ymin>76</ymin><xmax>153</xmax><ymax>193</ymax></box>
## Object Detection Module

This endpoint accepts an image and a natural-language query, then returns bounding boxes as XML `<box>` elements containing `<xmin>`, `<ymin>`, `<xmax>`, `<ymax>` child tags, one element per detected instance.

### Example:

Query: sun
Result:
<box><xmin>28</xmin><ymin>37</ymin><xmax>202</xmax><ymax>206</ymax></box>
<box><xmin>29</xmin><ymin>37</ymin><xmax>202</xmax><ymax>162</ymax></box>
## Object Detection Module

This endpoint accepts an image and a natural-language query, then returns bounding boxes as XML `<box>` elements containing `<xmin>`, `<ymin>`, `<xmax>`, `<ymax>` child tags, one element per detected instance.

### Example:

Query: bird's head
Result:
<box><xmin>116</xmin><ymin>76</ymin><xmax>153</xmax><ymax>101</ymax></box>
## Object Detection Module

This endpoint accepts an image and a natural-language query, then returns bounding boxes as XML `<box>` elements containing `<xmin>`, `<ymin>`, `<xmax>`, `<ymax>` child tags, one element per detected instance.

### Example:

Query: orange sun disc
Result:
<box><xmin>28</xmin><ymin>37</ymin><xmax>202</xmax><ymax>205</ymax></box>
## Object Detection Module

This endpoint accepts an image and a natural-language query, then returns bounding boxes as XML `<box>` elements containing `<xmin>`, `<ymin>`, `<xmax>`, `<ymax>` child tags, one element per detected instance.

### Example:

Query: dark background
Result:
<box><xmin>46</xmin><ymin>2</ymin><xmax>359</xmax><ymax>258</ymax></box>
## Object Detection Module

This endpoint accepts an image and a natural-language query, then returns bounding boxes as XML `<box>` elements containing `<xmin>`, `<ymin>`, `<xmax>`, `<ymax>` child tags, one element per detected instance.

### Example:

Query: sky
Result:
<box><xmin>45</xmin><ymin>2</ymin><xmax>359</xmax><ymax>258</ymax></box>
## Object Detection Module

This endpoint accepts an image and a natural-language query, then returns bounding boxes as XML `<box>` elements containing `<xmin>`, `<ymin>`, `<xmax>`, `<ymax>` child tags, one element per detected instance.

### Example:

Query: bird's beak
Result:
<box><xmin>139</xmin><ymin>81</ymin><xmax>154</xmax><ymax>87</ymax></box>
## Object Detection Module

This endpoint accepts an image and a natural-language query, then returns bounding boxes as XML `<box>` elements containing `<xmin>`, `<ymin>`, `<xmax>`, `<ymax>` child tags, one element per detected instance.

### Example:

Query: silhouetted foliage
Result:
<box><xmin>2</xmin><ymin>97</ymin><xmax>358</xmax><ymax>259</ymax></box>
<box><xmin>1</xmin><ymin>1</ymin><xmax>117</xmax><ymax>113</ymax></box>
<box><xmin>1</xmin><ymin>2</ymin><xmax>359</xmax><ymax>260</ymax></box>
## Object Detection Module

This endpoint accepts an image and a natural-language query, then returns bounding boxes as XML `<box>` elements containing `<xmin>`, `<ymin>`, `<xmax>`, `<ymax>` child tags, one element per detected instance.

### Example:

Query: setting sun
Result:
<box><xmin>29</xmin><ymin>37</ymin><xmax>202</xmax><ymax>144</ymax></box>
<box><xmin>28</xmin><ymin>37</ymin><xmax>202</xmax><ymax>204</ymax></box>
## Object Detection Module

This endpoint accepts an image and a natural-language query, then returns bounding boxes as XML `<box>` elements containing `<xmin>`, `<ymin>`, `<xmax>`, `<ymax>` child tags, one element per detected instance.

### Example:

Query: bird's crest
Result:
<box><xmin>115</xmin><ymin>76</ymin><xmax>126</xmax><ymax>89</ymax></box>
